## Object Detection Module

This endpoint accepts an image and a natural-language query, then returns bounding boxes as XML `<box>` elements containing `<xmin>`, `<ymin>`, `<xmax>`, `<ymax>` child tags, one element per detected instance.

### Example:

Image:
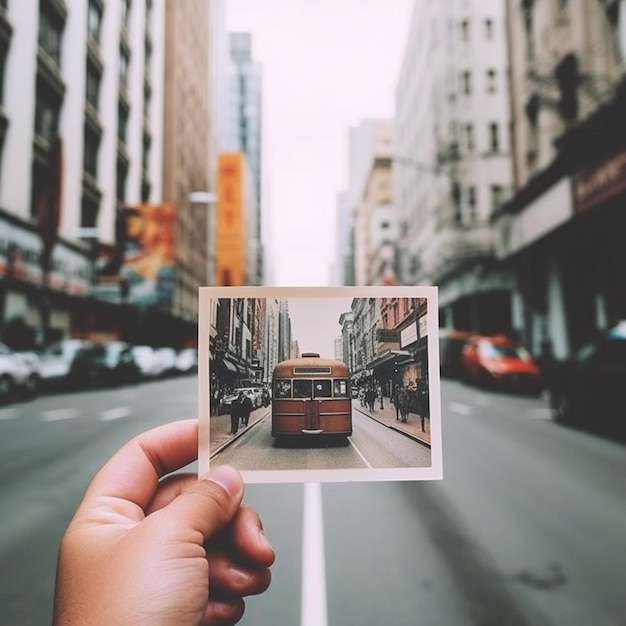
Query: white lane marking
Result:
<box><xmin>301</xmin><ymin>483</ymin><xmax>328</xmax><ymax>626</ymax></box>
<box><xmin>0</xmin><ymin>408</ymin><xmax>19</xmax><ymax>421</ymax></box>
<box><xmin>100</xmin><ymin>406</ymin><xmax>131</xmax><ymax>421</ymax></box>
<box><xmin>349</xmin><ymin>438</ymin><xmax>374</xmax><ymax>469</ymax></box>
<box><xmin>449</xmin><ymin>402</ymin><xmax>474</xmax><ymax>416</ymax></box>
<box><xmin>41</xmin><ymin>408</ymin><xmax>80</xmax><ymax>422</ymax></box>
<box><xmin>529</xmin><ymin>408</ymin><xmax>552</xmax><ymax>420</ymax></box>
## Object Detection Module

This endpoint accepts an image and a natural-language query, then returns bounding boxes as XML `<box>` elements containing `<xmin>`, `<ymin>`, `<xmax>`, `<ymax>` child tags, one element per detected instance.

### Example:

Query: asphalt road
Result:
<box><xmin>213</xmin><ymin>408</ymin><xmax>432</xmax><ymax>472</ymax></box>
<box><xmin>1</xmin><ymin>377</ymin><xmax>625</xmax><ymax>625</ymax></box>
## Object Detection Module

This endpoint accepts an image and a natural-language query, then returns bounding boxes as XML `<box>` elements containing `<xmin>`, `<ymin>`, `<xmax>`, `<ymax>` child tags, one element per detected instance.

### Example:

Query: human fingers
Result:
<box><xmin>224</xmin><ymin>505</ymin><xmax>276</xmax><ymax>568</ymax></box>
<box><xmin>202</xmin><ymin>598</ymin><xmax>245</xmax><ymax>626</ymax></box>
<box><xmin>145</xmin><ymin>472</ymin><xmax>198</xmax><ymax>514</ymax></box>
<box><xmin>82</xmin><ymin>420</ymin><xmax>199</xmax><ymax>511</ymax></box>
<box><xmin>159</xmin><ymin>465</ymin><xmax>244</xmax><ymax>541</ymax></box>
<box><xmin>206</xmin><ymin>549</ymin><xmax>272</xmax><ymax>598</ymax></box>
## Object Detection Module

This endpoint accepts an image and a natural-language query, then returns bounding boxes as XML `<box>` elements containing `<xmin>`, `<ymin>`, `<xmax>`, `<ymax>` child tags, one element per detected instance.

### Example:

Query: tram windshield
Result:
<box><xmin>273</xmin><ymin>378</ymin><xmax>350</xmax><ymax>400</ymax></box>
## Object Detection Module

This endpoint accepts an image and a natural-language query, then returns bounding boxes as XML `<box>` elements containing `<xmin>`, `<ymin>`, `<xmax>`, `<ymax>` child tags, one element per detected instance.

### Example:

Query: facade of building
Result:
<box><xmin>395</xmin><ymin>0</ymin><xmax>514</xmax><ymax>333</ymax></box>
<box><xmin>493</xmin><ymin>0</ymin><xmax>626</xmax><ymax>359</ymax></box>
<box><xmin>163</xmin><ymin>0</ymin><xmax>209</xmax><ymax>324</ymax></box>
<box><xmin>0</xmin><ymin>0</ymin><xmax>165</xmax><ymax>347</ymax></box>
<box><xmin>336</xmin><ymin>119</ymin><xmax>395</xmax><ymax>287</ymax></box>
<box><xmin>226</xmin><ymin>32</ymin><xmax>263</xmax><ymax>285</ymax></box>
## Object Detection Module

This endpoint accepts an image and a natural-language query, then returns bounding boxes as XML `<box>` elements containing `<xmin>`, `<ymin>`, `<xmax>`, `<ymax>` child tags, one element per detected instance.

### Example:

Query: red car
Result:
<box><xmin>461</xmin><ymin>335</ymin><xmax>543</xmax><ymax>395</ymax></box>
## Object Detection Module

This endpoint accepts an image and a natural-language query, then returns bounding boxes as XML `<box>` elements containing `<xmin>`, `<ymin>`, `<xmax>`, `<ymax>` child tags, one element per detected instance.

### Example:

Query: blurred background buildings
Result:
<box><xmin>1</xmin><ymin>0</ymin><xmax>625</xmax><ymax>367</ymax></box>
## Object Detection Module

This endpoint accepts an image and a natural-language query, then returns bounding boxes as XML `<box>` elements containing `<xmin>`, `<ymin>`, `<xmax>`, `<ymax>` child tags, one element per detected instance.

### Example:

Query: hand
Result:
<box><xmin>53</xmin><ymin>420</ymin><xmax>274</xmax><ymax>625</ymax></box>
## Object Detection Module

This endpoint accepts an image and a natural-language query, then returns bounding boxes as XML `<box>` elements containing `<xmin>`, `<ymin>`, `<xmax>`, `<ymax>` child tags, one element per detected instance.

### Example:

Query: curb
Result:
<box><xmin>210</xmin><ymin>408</ymin><xmax>269</xmax><ymax>458</ymax></box>
<box><xmin>354</xmin><ymin>405</ymin><xmax>431</xmax><ymax>449</ymax></box>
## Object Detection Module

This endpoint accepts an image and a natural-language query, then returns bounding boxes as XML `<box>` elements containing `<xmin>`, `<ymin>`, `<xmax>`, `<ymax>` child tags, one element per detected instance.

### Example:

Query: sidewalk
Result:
<box><xmin>209</xmin><ymin>405</ymin><xmax>270</xmax><ymax>457</ymax></box>
<box><xmin>353</xmin><ymin>399</ymin><xmax>431</xmax><ymax>447</ymax></box>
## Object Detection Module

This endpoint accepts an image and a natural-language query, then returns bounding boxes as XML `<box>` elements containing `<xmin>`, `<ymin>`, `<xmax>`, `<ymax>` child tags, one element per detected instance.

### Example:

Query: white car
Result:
<box><xmin>0</xmin><ymin>342</ymin><xmax>39</xmax><ymax>402</ymax></box>
<box><xmin>131</xmin><ymin>345</ymin><xmax>159</xmax><ymax>379</ymax></box>
<box><xmin>221</xmin><ymin>387</ymin><xmax>262</xmax><ymax>413</ymax></box>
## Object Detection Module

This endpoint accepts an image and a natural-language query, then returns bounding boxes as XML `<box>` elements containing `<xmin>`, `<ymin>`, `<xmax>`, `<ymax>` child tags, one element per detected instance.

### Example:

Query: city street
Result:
<box><xmin>211</xmin><ymin>404</ymin><xmax>432</xmax><ymax>472</ymax></box>
<box><xmin>1</xmin><ymin>377</ymin><xmax>625</xmax><ymax>625</ymax></box>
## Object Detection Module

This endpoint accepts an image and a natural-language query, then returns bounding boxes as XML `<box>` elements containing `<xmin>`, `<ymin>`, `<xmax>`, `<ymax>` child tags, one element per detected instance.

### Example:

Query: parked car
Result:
<box><xmin>153</xmin><ymin>347</ymin><xmax>178</xmax><ymax>377</ymax></box>
<box><xmin>175</xmin><ymin>348</ymin><xmax>198</xmax><ymax>375</ymax></box>
<box><xmin>0</xmin><ymin>341</ymin><xmax>39</xmax><ymax>402</ymax></box>
<box><xmin>461</xmin><ymin>334</ymin><xmax>543</xmax><ymax>395</ymax></box>
<box><xmin>38</xmin><ymin>339</ymin><xmax>94</xmax><ymax>390</ymax></box>
<box><xmin>439</xmin><ymin>329</ymin><xmax>474</xmax><ymax>378</ymax></box>
<box><xmin>131</xmin><ymin>345</ymin><xmax>159</xmax><ymax>380</ymax></box>
<box><xmin>220</xmin><ymin>387</ymin><xmax>262</xmax><ymax>413</ymax></box>
<box><xmin>548</xmin><ymin>321</ymin><xmax>626</xmax><ymax>432</ymax></box>
<box><xmin>69</xmin><ymin>341</ymin><xmax>141</xmax><ymax>388</ymax></box>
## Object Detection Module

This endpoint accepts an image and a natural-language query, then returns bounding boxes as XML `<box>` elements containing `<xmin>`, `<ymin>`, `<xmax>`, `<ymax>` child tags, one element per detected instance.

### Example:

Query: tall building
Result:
<box><xmin>226</xmin><ymin>32</ymin><xmax>263</xmax><ymax>285</ymax></box>
<box><xmin>0</xmin><ymin>0</ymin><xmax>165</xmax><ymax>346</ymax></box>
<box><xmin>163</xmin><ymin>0</ymin><xmax>210</xmax><ymax>324</ymax></box>
<box><xmin>492</xmin><ymin>0</ymin><xmax>626</xmax><ymax>358</ymax></box>
<box><xmin>395</xmin><ymin>0</ymin><xmax>514</xmax><ymax>333</ymax></box>
<box><xmin>335</xmin><ymin>120</ymin><xmax>395</xmax><ymax>286</ymax></box>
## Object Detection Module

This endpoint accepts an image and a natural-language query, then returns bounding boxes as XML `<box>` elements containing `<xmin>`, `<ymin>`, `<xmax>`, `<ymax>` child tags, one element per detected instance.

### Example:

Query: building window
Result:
<box><xmin>460</xmin><ymin>19</ymin><xmax>470</xmax><ymax>42</ymax></box>
<box><xmin>486</xmin><ymin>69</ymin><xmax>497</xmax><ymax>94</ymax></box>
<box><xmin>83</xmin><ymin>125</ymin><xmax>100</xmax><ymax>177</ymax></box>
<box><xmin>116</xmin><ymin>158</ymin><xmax>128</xmax><ymax>203</ymax></box>
<box><xmin>34</xmin><ymin>81</ymin><xmax>62</xmax><ymax>142</ymax></box>
<box><xmin>142</xmin><ymin>130</ymin><xmax>151</xmax><ymax>171</ymax></box>
<box><xmin>85</xmin><ymin>59</ymin><xmax>101</xmax><ymax>108</ymax></box>
<box><xmin>119</xmin><ymin>48</ymin><xmax>130</xmax><ymax>87</ymax></box>
<box><xmin>467</xmin><ymin>187</ymin><xmax>477</xmax><ymax>222</ymax></box>
<box><xmin>118</xmin><ymin>101</ymin><xmax>129</xmax><ymax>143</ymax></box>
<box><xmin>489</xmin><ymin>122</ymin><xmax>500</xmax><ymax>152</ymax></box>
<box><xmin>0</xmin><ymin>42</ymin><xmax>7</xmax><ymax>106</ymax></box>
<box><xmin>461</xmin><ymin>70</ymin><xmax>471</xmax><ymax>95</ymax></box>
<box><xmin>81</xmin><ymin>195</ymin><xmax>99</xmax><ymax>229</ymax></box>
<box><xmin>39</xmin><ymin>5</ymin><xmax>64</xmax><ymax>66</ymax></box>
<box><xmin>87</xmin><ymin>0</ymin><xmax>103</xmax><ymax>43</ymax></box>
<box><xmin>491</xmin><ymin>185</ymin><xmax>505</xmax><ymax>213</ymax></box>
<box><xmin>485</xmin><ymin>18</ymin><xmax>494</xmax><ymax>40</ymax></box>
<box><xmin>465</xmin><ymin>124</ymin><xmax>474</xmax><ymax>152</ymax></box>
<box><xmin>121</xmin><ymin>0</ymin><xmax>131</xmax><ymax>27</ymax></box>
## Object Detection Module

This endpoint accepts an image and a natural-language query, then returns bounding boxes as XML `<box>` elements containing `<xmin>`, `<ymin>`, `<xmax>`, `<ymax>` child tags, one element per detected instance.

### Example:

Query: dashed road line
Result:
<box><xmin>41</xmin><ymin>408</ymin><xmax>80</xmax><ymax>422</ymax></box>
<box><xmin>448</xmin><ymin>402</ymin><xmax>474</xmax><ymax>416</ymax></box>
<box><xmin>100</xmin><ymin>406</ymin><xmax>132</xmax><ymax>421</ymax></box>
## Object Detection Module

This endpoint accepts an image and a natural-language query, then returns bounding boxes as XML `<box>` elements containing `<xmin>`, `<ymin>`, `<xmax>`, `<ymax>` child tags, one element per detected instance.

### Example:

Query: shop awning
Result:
<box><xmin>222</xmin><ymin>358</ymin><xmax>238</xmax><ymax>373</ymax></box>
<box><xmin>368</xmin><ymin>350</ymin><xmax>412</xmax><ymax>370</ymax></box>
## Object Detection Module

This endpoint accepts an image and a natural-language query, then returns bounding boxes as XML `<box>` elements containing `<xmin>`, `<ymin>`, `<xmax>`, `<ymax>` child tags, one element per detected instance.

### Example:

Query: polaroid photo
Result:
<box><xmin>198</xmin><ymin>286</ymin><xmax>442</xmax><ymax>483</ymax></box>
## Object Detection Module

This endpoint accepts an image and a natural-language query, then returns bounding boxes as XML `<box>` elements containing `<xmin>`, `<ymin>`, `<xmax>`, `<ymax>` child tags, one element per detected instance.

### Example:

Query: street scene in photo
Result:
<box><xmin>198</xmin><ymin>286</ymin><xmax>442</xmax><ymax>483</ymax></box>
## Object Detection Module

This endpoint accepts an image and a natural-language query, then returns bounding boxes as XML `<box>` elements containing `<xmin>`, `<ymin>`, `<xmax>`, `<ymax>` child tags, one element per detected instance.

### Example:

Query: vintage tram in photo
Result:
<box><xmin>271</xmin><ymin>352</ymin><xmax>353</xmax><ymax>438</ymax></box>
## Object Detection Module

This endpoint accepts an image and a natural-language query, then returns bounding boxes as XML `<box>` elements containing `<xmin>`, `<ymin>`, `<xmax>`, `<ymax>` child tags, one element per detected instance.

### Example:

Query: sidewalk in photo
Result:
<box><xmin>353</xmin><ymin>399</ymin><xmax>431</xmax><ymax>447</ymax></box>
<box><xmin>209</xmin><ymin>406</ymin><xmax>269</xmax><ymax>457</ymax></box>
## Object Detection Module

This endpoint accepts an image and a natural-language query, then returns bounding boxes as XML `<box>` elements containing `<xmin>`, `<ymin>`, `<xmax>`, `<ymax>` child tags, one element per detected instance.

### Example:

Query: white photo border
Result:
<box><xmin>198</xmin><ymin>286</ymin><xmax>442</xmax><ymax>483</ymax></box>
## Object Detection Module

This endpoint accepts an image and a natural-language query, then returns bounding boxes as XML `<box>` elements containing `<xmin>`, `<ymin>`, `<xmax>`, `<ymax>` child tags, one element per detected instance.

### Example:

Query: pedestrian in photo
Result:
<box><xmin>240</xmin><ymin>391</ymin><xmax>253</xmax><ymax>427</ymax></box>
<box><xmin>53</xmin><ymin>420</ymin><xmax>275</xmax><ymax>626</ymax></box>
<box><xmin>377</xmin><ymin>384</ymin><xmax>384</xmax><ymax>409</ymax></box>
<box><xmin>366</xmin><ymin>386</ymin><xmax>377</xmax><ymax>411</ymax></box>
<box><xmin>230</xmin><ymin>392</ymin><xmax>243</xmax><ymax>435</ymax></box>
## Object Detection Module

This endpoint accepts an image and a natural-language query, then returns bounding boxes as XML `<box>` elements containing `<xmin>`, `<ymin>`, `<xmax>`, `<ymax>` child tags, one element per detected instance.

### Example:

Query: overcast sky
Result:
<box><xmin>287</xmin><ymin>297</ymin><xmax>354</xmax><ymax>358</ymax></box>
<box><xmin>227</xmin><ymin>0</ymin><xmax>414</xmax><ymax>286</ymax></box>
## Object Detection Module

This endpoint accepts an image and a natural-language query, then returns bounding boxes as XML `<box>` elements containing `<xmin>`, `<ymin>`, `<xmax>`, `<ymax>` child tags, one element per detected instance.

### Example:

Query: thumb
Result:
<box><xmin>161</xmin><ymin>465</ymin><xmax>244</xmax><ymax>541</ymax></box>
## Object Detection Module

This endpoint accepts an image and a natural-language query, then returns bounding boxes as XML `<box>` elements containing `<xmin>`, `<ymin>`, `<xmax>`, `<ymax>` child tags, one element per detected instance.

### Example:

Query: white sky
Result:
<box><xmin>226</xmin><ymin>0</ymin><xmax>414</xmax><ymax>286</ymax></box>
<box><xmin>287</xmin><ymin>297</ymin><xmax>354</xmax><ymax>358</ymax></box>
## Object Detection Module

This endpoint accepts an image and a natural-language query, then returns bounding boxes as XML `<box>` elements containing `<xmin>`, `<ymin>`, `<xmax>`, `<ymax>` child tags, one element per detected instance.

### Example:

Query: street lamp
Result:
<box><xmin>188</xmin><ymin>191</ymin><xmax>217</xmax><ymax>285</ymax></box>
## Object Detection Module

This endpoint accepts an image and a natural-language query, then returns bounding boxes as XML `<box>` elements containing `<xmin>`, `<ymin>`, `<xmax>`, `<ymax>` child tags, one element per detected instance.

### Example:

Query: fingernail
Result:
<box><xmin>203</xmin><ymin>465</ymin><xmax>242</xmax><ymax>497</ymax></box>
